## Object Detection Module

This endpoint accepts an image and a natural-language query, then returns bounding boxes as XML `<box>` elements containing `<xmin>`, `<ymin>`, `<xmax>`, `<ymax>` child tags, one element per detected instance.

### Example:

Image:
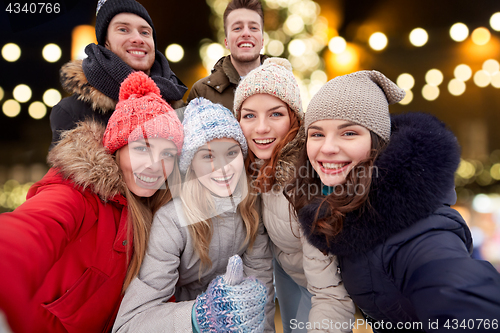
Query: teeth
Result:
<box><xmin>239</xmin><ymin>43</ymin><xmax>253</xmax><ymax>48</ymax></box>
<box><xmin>322</xmin><ymin>162</ymin><xmax>348</xmax><ymax>170</ymax></box>
<box><xmin>213</xmin><ymin>175</ymin><xmax>233</xmax><ymax>182</ymax></box>
<box><xmin>129</xmin><ymin>51</ymin><xmax>145</xmax><ymax>55</ymax></box>
<box><xmin>136</xmin><ymin>174</ymin><xmax>160</xmax><ymax>183</ymax></box>
<box><xmin>254</xmin><ymin>139</ymin><xmax>275</xmax><ymax>144</ymax></box>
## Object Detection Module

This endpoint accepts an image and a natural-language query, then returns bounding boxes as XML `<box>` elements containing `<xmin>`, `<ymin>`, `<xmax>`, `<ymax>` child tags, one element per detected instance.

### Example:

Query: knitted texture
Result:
<box><xmin>305</xmin><ymin>70</ymin><xmax>406</xmax><ymax>142</ymax></box>
<box><xmin>233</xmin><ymin>57</ymin><xmax>303</xmax><ymax>120</ymax></box>
<box><xmin>95</xmin><ymin>0</ymin><xmax>156</xmax><ymax>48</ymax></box>
<box><xmin>179</xmin><ymin>97</ymin><xmax>248</xmax><ymax>173</ymax></box>
<box><xmin>102</xmin><ymin>71</ymin><xmax>183</xmax><ymax>154</ymax></box>
<box><xmin>194</xmin><ymin>255</ymin><xmax>267</xmax><ymax>333</ymax></box>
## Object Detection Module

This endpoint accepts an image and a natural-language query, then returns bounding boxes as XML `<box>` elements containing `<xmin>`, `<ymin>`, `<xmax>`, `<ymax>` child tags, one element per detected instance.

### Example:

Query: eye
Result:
<box><xmin>271</xmin><ymin>112</ymin><xmax>284</xmax><ymax>117</ymax></box>
<box><xmin>308</xmin><ymin>132</ymin><xmax>324</xmax><ymax>138</ymax></box>
<box><xmin>162</xmin><ymin>151</ymin><xmax>175</xmax><ymax>159</ymax></box>
<box><xmin>203</xmin><ymin>154</ymin><xmax>215</xmax><ymax>160</ymax></box>
<box><xmin>118</xmin><ymin>27</ymin><xmax>127</xmax><ymax>32</ymax></box>
<box><xmin>242</xmin><ymin>113</ymin><xmax>255</xmax><ymax>119</ymax></box>
<box><xmin>133</xmin><ymin>145</ymin><xmax>149</xmax><ymax>152</ymax></box>
<box><xmin>228</xmin><ymin>150</ymin><xmax>240</xmax><ymax>157</ymax></box>
<box><xmin>343</xmin><ymin>131</ymin><xmax>357</xmax><ymax>137</ymax></box>
<box><xmin>141</xmin><ymin>30</ymin><xmax>151</xmax><ymax>36</ymax></box>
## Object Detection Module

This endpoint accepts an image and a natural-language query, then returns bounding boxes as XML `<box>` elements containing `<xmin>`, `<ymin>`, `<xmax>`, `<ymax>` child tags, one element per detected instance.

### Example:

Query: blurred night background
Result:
<box><xmin>1</xmin><ymin>0</ymin><xmax>500</xmax><ymax>273</ymax></box>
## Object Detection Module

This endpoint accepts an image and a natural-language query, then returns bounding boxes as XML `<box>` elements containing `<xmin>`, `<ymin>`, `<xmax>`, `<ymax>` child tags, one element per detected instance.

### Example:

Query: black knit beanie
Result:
<box><xmin>95</xmin><ymin>0</ymin><xmax>157</xmax><ymax>49</ymax></box>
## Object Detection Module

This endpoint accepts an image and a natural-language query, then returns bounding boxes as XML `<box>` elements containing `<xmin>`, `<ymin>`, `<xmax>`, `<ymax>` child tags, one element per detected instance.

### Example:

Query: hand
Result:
<box><xmin>194</xmin><ymin>255</ymin><xmax>267</xmax><ymax>332</ymax></box>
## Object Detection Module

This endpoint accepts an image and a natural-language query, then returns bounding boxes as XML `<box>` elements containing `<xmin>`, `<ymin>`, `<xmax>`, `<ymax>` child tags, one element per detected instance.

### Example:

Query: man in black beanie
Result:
<box><xmin>49</xmin><ymin>0</ymin><xmax>188</xmax><ymax>149</ymax></box>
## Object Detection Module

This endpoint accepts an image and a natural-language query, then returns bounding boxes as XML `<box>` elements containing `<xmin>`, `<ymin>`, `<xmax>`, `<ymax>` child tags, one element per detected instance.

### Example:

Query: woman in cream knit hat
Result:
<box><xmin>235</xmin><ymin>58</ymin><xmax>356</xmax><ymax>333</ymax></box>
<box><xmin>291</xmin><ymin>70</ymin><xmax>500</xmax><ymax>332</ymax></box>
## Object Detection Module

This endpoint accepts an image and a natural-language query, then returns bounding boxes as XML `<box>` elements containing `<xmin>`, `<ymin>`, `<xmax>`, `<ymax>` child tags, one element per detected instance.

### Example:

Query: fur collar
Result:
<box><xmin>298</xmin><ymin>112</ymin><xmax>461</xmax><ymax>256</ymax></box>
<box><xmin>47</xmin><ymin>120</ymin><xmax>125</xmax><ymax>201</ymax></box>
<box><xmin>60</xmin><ymin>60</ymin><xmax>116</xmax><ymax>113</ymax></box>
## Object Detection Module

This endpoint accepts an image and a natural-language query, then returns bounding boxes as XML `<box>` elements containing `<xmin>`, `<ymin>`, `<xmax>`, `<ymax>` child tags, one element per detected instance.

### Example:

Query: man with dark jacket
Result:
<box><xmin>49</xmin><ymin>0</ymin><xmax>187</xmax><ymax>149</ymax></box>
<box><xmin>187</xmin><ymin>0</ymin><xmax>267</xmax><ymax>113</ymax></box>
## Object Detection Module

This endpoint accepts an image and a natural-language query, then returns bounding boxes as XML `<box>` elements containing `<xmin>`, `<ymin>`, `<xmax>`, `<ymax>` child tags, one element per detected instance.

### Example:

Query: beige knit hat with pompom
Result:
<box><xmin>305</xmin><ymin>70</ymin><xmax>405</xmax><ymax>142</ymax></box>
<box><xmin>233</xmin><ymin>57</ymin><xmax>303</xmax><ymax>120</ymax></box>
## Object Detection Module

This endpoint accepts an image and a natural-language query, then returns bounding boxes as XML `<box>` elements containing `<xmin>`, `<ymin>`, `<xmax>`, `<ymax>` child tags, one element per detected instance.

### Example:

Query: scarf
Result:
<box><xmin>82</xmin><ymin>43</ymin><xmax>187</xmax><ymax>102</ymax></box>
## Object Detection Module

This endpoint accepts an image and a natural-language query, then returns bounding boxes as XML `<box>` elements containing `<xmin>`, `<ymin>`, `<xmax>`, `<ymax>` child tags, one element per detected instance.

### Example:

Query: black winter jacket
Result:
<box><xmin>299</xmin><ymin>112</ymin><xmax>500</xmax><ymax>333</ymax></box>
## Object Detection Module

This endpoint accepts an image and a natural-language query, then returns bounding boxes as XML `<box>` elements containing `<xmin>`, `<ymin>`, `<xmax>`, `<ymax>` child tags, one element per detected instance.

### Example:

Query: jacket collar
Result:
<box><xmin>47</xmin><ymin>120</ymin><xmax>126</xmax><ymax>202</ymax></box>
<box><xmin>298</xmin><ymin>112</ymin><xmax>462</xmax><ymax>256</ymax></box>
<box><xmin>60</xmin><ymin>60</ymin><xmax>116</xmax><ymax>113</ymax></box>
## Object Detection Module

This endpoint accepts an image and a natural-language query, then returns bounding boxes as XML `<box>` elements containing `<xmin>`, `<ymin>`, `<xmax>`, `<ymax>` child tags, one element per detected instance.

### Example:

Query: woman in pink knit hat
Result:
<box><xmin>0</xmin><ymin>71</ymin><xmax>183</xmax><ymax>333</ymax></box>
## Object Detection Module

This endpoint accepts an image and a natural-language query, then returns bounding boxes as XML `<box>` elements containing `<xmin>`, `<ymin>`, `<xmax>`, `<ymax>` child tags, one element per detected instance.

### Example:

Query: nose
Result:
<box><xmin>255</xmin><ymin>118</ymin><xmax>271</xmax><ymax>134</ymax></box>
<box><xmin>320</xmin><ymin>137</ymin><xmax>340</xmax><ymax>155</ymax></box>
<box><xmin>129</xmin><ymin>29</ymin><xmax>145</xmax><ymax>44</ymax></box>
<box><xmin>241</xmin><ymin>25</ymin><xmax>251</xmax><ymax>36</ymax></box>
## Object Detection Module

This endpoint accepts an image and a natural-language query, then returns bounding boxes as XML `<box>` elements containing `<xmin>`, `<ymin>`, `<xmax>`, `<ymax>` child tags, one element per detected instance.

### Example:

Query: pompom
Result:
<box><xmin>119</xmin><ymin>71</ymin><xmax>161</xmax><ymax>101</ymax></box>
<box><xmin>263</xmin><ymin>57</ymin><xmax>293</xmax><ymax>71</ymax></box>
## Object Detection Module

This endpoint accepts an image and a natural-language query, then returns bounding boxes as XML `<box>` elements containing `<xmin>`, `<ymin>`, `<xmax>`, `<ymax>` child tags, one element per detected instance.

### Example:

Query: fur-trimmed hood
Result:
<box><xmin>60</xmin><ymin>60</ymin><xmax>116</xmax><ymax>113</ymax></box>
<box><xmin>298</xmin><ymin>112</ymin><xmax>462</xmax><ymax>257</ymax></box>
<box><xmin>47</xmin><ymin>120</ymin><xmax>126</xmax><ymax>201</ymax></box>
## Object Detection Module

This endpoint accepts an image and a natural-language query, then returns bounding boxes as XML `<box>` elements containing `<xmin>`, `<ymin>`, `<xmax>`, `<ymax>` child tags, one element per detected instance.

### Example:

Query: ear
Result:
<box><xmin>224</xmin><ymin>38</ymin><xmax>229</xmax><ymax>49</ymax></box>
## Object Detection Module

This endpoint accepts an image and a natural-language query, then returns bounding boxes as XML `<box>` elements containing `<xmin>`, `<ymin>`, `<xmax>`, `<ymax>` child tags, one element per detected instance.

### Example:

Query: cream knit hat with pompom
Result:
<box><xmin>233</xmin><ymin>57</ymin><xmax>303</xmax><ymax>120</ymax></box>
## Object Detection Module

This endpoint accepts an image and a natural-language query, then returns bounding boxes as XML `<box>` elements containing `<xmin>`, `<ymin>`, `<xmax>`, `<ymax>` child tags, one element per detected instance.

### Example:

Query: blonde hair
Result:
<box><xmin>181</xmin><ymin>156</ymin><xmax>259</xmax><ymax>274</ymax></box>
<box><xmin>118</xmin><ymin>152</ymin><xmax>181</xmax><ymax>291</ymax></box>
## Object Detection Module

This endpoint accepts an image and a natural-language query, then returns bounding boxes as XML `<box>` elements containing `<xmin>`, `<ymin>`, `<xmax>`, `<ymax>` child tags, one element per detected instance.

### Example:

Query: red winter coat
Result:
<box><xmin>0</xmin><ymin>121</ymin><xmax>131</xmax><ymax>333</ymax></box>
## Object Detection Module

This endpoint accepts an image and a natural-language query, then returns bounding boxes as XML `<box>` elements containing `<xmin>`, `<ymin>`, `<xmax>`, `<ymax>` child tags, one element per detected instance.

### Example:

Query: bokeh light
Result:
<box><xmin>28</xmin><ymin>102</ymin><xmax>47</xmax><ymax>119</ymax></box>
<box><xmin>267</xmin><ymin>40</ymin><xmax>284</xmax><ymax>56</ymax></box>
<box><xmin>397</xmin><ymin>73</ymin><xmax>415</xmax><ymax>90</ymax></box>
<box><xmin>490</xmin><ymin>72</ymin><xmax>500</xmax><ymax>88</ymax></box>
<box><xmin>13</xmin><ymin>84</ymin><xmax>32</xmax><ymax>103</ymax></box>
<box><xmin>2</xmin><ymin>100</ymin><xmax>21</xmax><ymax>117</ymax></box>
<box><xmin>369</xmin><ymin>32</ymin><xmax>388</xmax><ymax>51</ymax></box>
<box><xmin>490</xmin><ymin>12</ymin><xmax>500</xmax><ymax>31</ymax></box>
<box><xmin>42</xmin><ymin>89</ymin><xmax>62</xmax><ymax>107</ymax></box>
<box><xmin>42</xmin><ymin>43</ymin><xmax>62</xmax><ymax>63</ymax></box>
<box><xmin>422</xmin><ymin>84</ymin><xmax>439</xmax><ymax>101</ymax></box>
<box><xmin>483</xmin><ymin>59</ymin><xmax>499</xmax><ymax>75</ymax></box>
<box><xmin>328</xmin><ymin>36</ymin><xmax>346</xmax><ymax>54</ymax></box>
<box><xmin>425</xmin><ymin>69</ymin><xmax>443</xmax><ymax>86</ymax></box>
<box><xmin>2</xmin><ymin>43</ymin><xmax>21</xmax><ymax>62</ymax></box>
<box><xmin>409</xmin><ymin>28</ymin><xmax>428</xmax><ymax>47</ymax></box>
<box><xmin>474</xmin><ymin>70</ymin><xmax>491</xmax><ymax>87</ymax></box>
<box><xmin>0</xmin><ymin>86</ymin><xmax>4</xmax><ymax>101</ymax></box>
<box><xmin>448</xmin><ymin>78</ymin><xmax>466</xmax><ymax>96</ymax></box>
<box><xmin>165</xmin><ymin>44</ymin><xmax>184</xmax><ymax>63</ymax></box>
<box><xmin>288</xmin><ymin>39</ymin><xmax>306</xmax><ymax>57</ymax></box>
<box><xmin>471</xmin><ymin>27</ymin><xmax>491</xmax><ymax>45</ymax></box>
<box><xmin>454</xmin><ymin>64</ymin><xmax>472</xmax><ymax>81</ymax></box>
<box><xmin>450</xmin><ymin>23</ymin><xmax>469</xmax><ymax>42</ymax></box>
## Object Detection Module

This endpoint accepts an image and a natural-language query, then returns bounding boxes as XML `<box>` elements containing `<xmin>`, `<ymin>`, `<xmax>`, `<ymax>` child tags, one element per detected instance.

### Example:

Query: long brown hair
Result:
<box><xmin>118</xmin><ymin>154</ymin><xmax>181</xmax><ymax>292</ymax></box>
<box><xmin>182</xmin><ymin>153</ymin><xmax>259</xmax><ymax>274</ymax></box>
<box><xmin>288</xmin><ymin>131</ymin><xmax>387</xmax><ymax>246</ymax></box>
<box><xmin>239</xmin><ymin>107</ymin><xmax>300</xmax><ymax>193</ymax></box>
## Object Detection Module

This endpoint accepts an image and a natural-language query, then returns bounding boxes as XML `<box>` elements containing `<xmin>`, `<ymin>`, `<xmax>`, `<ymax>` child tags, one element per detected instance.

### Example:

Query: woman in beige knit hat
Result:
<box><xmin>290</xmin><ymin>70</ymin><xmax>500</xmax><ymax>332</ymax></box>
<box><xmin>234</xmin><ymin>58</ymin><xmax>356</xmax><ymax>333</ymax></box>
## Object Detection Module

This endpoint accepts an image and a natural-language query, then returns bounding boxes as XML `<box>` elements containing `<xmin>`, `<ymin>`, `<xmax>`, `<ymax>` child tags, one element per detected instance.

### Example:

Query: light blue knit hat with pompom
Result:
<box><xmin>180</xmin><ymin>97</ymin><xmax>248</xmax><ymax>173</ymax></box>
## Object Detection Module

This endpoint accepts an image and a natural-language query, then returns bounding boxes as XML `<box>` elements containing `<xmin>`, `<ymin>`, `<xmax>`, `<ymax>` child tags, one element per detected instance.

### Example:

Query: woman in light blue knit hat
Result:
<box><xmin>112</xmin><ymin>97</ymin><xmax>274</xmax><ymax>333</ymax></box>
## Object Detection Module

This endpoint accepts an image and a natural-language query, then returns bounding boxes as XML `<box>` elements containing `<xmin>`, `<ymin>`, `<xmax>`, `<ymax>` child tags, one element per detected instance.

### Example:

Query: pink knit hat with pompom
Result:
<box><xmin>103</xmin><ymin>71</ymin><xmax>183</xmax><ymax>154</ymax></box>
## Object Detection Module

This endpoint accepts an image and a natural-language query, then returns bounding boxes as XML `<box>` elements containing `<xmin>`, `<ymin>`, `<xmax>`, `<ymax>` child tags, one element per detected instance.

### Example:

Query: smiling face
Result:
<box><xmin>118</xmin><ymin>138</ymin><xmax>177</xmax><ymax>197</ymax></box>
<box><xmin>191</xmin><ymin>138</ymin><xmax>244</xmax><ymax>197</ymax></box>
<box><xmin>106</xmin><ymin>13</ymin><xmax>155</xmax><ymax>74</ymax></box>
<box><xmin>239</xmin><ymin>93</ymin><xmax>291</xmax><ymax>160</ymax></box>
<box><xmin>224</xmin><ymin>8</ymin><xmax>263</xmax><ymax>66</ymax></box>
<box><xmin>307</xmin><ymin>119</ymin><xmax>372</xmax><ymax>186</ymax></box>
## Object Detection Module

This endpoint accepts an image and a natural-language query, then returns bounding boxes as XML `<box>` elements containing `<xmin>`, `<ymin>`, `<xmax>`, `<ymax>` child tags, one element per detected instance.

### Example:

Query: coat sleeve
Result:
<box><xmin>112</xmin><ymin>207</ymin><xmax>194</xmax><ymax>333</ymax></box>
<box><xmin>241</xmin><ymin>197</ymin><xmax>276</xmax><ymax>332</ymax></box>
<box><xmin>302</xmin><ymin>234</ymin><xmax>356</xmax><ymax>333</ymax></box>
<box><xmin>394</xmin><ymin>222</ymin><xmax>500</xmax><ymax>332</ymax></box>
<box><xmin>0</xmin><ymin>184</ymin><xmax>88</xmax><ymax>333</ymax></box>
